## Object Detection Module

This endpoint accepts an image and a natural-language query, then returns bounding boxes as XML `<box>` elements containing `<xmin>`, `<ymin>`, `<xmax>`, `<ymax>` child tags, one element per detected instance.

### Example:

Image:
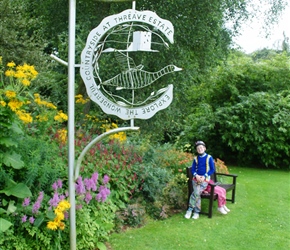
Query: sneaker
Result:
<box><xmin>192</xmin><ymin>213</ymin><xmax>199</xmax><ymax>219</ymax></box>
<box><xmin>185</xmin><ymin>210</ymin><xmax>192</xmax><ymax>219</ymax></box>
<box><xmin>223</xmin><ymin>205</ymin><xmax>230</xmax><ymax>212</ymax></box>
<box><xmin>217</xmin><ymin>207</ymin><xmax>227</xmax><ymax>215</ymax></box>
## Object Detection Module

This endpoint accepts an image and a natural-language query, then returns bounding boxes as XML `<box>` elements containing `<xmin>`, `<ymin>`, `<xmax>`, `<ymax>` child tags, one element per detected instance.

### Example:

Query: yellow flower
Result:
<box><xmin>5</xmin><ymin>90</ymin><xmax>16</xmax><ymax>99</ymax></box>
<box><xmin>54</xmin><ymin>210</ymin><xmax>65</xmax><ymax>221</ymax></box>
<box><xmin>109</xmin><ymin>132</ymin><xmax>127</xmax><ymax>142</ymax></box>
<box><xmin>75</xmin><ymin>94</ymin><xmax>89</xmax><ymax>104</ymax></box>
<box><xmin>16</xmin><ymin>110</ymin><xmax>33</xmax><ymax>124</ymax></box>
<box><xmin>0</xmin><ymin>100</ymin><xmax>6</xmax><ymax>107</ymax></box>
<box><xmin>111</xmin><ymin>122</ymin><xmax>118</xmax><ymax>128</ymax></box>
<box><xmin>8</xmin><ymin>100</ymin><xmax>23</xmax><ymax>111</ymax></box>
<box><xmin>54</xmin><ymin>111</ymin><xmax>68</xmax><ymax>122</ymax></box>
<box><xmin>21</xmin><ymin>79</ymin><xmax>30</xmax><ymax>86</ymax></box>
<box><xmin>14</xmin><ymin>70</ymin><xmax>26</xmax><ymax>79</ymax></box>
<box><xmin>58</xmin><ymin>200</ymin><xmax>71</xmax><ymax>210</ymax></box>
<box><xmin>47</xmin><ymin>221</ymin><xmax>58</xmax><ymax>231</ymax></box>
<box><xmin>45</xmin><ymin>102</ymin><xmax>57</xmax><ymax>109</ymax></box>
<box><xmin>5</xmin><ymin>69</ymin><xmax>15</xmax><ymax>77</ymax></box>
<box><xmin>7</xmin><ymin>61</ymin><xmax>16</xmax><ymax>68</ymax></box>
<box><xmin>59</xmin><ymin>222</ymin><xmax>65</xmax><ymax>230</ymax></box>
<box><xmin>47</xmin><ymin>200</ymin><xmax>70</xmax><ymax>231</ymax></box>
<box><xmin>56</xmin><ymin>128</ymin><xmax>67</xmax><ymax>144</ymax></box>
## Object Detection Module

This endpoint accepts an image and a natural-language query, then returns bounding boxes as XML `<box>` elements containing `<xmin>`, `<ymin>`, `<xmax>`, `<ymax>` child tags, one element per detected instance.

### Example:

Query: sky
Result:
<box><xmin>232</xmin><ymin>3</ymin><xmax>290</xmax><ymax>53</ymax></box>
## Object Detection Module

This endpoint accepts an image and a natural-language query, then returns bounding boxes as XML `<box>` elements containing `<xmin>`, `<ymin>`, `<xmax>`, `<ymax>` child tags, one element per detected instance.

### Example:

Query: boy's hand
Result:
<box><xmin>196</xmin><ymin>175</ymin><xmax>205</xmax><ymax>183</ymax></box>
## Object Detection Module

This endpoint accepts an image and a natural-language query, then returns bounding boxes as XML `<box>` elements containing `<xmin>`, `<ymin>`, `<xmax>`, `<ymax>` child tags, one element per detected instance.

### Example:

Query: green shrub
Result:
<box><xmin>117</xmin><ymin>203</ymin><xmax>146</xmax><ymax>228</ymax></box>
<box><xmin>216</xmin><ymin>91</ymin><xmax>290</xmax><ymax>168</ymax></box>
<box><xmin>162</xmin><ymin>172</ymin><xmax>188</xmax><ymax>210</ymax></box>
<box><xmin>134</xmin><ymin>164</ymin><xmax>172</xmax><ymax>202</ymax></box>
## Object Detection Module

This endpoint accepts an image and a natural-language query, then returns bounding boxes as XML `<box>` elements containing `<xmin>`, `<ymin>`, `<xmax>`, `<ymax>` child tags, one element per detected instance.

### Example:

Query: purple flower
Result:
<box><xmin>57</xmin><ymin>179</ymin><xmax>63</xmax><ymax>189</ymax></box>
<box><xmin>84</xmin><ymin>178</ymin><xmax>96</xmax><ymax>192</ymax></box>
<box><xmin>91</xmin><ymin>172</ymin><xmax>98</xmax><ymax>183</ymax></box>
<box><xmin>29</xmin><ymin>217</ymin><xmax>35</xmax><ymax>224</ymax></box>
<box><xmin>49</xmin><ymin>192</ymin><xmax>60</xmax><ymax>208</ymax></box>
<box><xmin>22</xmin><ymin>197</ymin><xmax>30</xmax><ymax>207</ymax></box>
<box><xmin>96</xmin><ymin>185</ymin><xmax>111</xmax><ymax>202</ymax></box>
<box><xmin>52</xmin><ymin>182</ymin><xmax>58</xmax><ymax>191</ymax></box>
<box><xmin>75</xmin><ymin>176</ymin><xmax>86</xmax><ymax>195</ymax></box>
<box><xmin>84</xmin><ymin>192</ymin><xmax>92</xmax><ymax>204</ymax></box>
<box><xmin>32</xmin><ymin>201</ymin><xmax>41</xmax><ymax>214</ymax></box>
<box><xmin>37</xmin><ymin>191</ymin><xmax>44</xmax><ymax>202</ymax></box>
<box><xmin>103</xmin><ymin>175</ymin><xmax>110</xmax><ymax>185</ymax></box>
<box><xmin>31</xmin><ymin>192</ymin><xmax>44</xmax><ymax>214</ymax></box>
<box><xmin>59</xmin><ymin>194</ymin><xmax>66</xmax><ymax>200</ymax></box>
<box><xmin>21</xmin><ymin>215</ymin><xmax>27</xmax><ymax>223</ymax></box>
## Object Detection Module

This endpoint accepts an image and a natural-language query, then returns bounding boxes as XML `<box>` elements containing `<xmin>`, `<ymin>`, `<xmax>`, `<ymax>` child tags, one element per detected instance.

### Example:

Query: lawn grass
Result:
<box><xmin>107</xmin><ymin>167</ymin><xmax>290</xmax><ymax>250</ymax></box>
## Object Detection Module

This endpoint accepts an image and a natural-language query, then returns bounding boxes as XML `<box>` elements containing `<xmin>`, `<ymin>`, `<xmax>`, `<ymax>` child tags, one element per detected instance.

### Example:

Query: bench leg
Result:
<box><xmin>231</xmin><ymin>188</ymin><xmax>236</xmax><ymax>203</ymax></box>
<box><xmin>208</xmin><ymin>198</ymin><xmax>213</xmax><ymax>218</ymax></box>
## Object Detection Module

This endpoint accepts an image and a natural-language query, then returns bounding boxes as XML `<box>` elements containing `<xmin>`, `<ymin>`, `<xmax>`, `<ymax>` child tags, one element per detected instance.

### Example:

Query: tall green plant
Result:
<box><xmin>0</xmin><ymin>58</ymin><xmax>33</xmax><ymax>232</ymax></box>
<box><xmin>216</xmin><ymin>91</ymin><xmax>290</xmax><ymax>168</ymax></box>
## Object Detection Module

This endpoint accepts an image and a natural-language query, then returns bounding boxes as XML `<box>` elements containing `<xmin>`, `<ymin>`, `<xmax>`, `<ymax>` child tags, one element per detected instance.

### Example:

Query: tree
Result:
<box><xmin>180</xmin><ymin>51</ymin><xmax>290</xmax><ymax>168</ymax></box>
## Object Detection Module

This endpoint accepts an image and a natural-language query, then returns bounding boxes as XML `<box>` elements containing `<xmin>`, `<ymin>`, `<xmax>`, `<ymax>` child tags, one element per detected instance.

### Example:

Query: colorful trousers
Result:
<box><xmin>188</xmin><ymin>180</ymin><xmax>208</xmax><ymax>213</ymax></box>
<box><xmin>207</xmin><ymin>184</ymin><xmax>227</xmax><ymax>208</ymax></box>
<box><xmin>189</xmin><ymin>180</ymin><xmax>227</xmax><ymax>212</ymax></box>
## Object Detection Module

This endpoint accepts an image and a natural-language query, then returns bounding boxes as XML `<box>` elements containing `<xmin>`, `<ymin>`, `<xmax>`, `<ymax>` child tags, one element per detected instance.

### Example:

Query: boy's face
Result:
<box><xmin>196</xmin><ymin>145</ymin><xmax>206</xmax><ymax>155</ymax></box>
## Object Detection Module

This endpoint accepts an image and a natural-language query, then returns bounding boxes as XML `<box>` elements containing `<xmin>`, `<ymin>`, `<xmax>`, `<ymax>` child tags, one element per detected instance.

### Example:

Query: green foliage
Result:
<box><xmin>142</xmin><ymin>143</ymin><xmax>193</xmax><ymax>173</ymax></box>
<box><xmin>134</xmin><ymin>164</ymin><xmax>172</xmax><ymax>202</ymax></box>
<box><xmin>117</xmin><ymin>203</ymin><xmax>146</xmax><ymax>228</ymax></box>
<box><xmin>180</xmin><ymin>51</ymin><xmax>290</xmax><ymax>168</ymax></box>
<box><xmin>216</xmin><ymin>91</ymin><xmax>290</xmax><ymax>168</ymax></box>
<box><xmin>0</xmin><ymin>0</ymin><xmax>47</xmax><ymax>67</ymax></box>
<box><xmin>15</xmin><ymin>135</ymin><xmax>67</xmax><ymax>194</ymax></box>
<box><xmin>76</xmin><ymin>204</ymin><xmax>116</xmax><ymax>250</ymax></box>
<box><xmin>162</xmin><ymin>173</ymin><xmax>188</xmax><ymax>210</ymax></box>
<box><xmin>0</xmin><ymin>66</ymin><xmax>32</xmax><ymax>233</ymax></box>
<box><xmin>75</xmin><ymin>135</ymin><xmax>143</xmax><ymax>207</ymax></box>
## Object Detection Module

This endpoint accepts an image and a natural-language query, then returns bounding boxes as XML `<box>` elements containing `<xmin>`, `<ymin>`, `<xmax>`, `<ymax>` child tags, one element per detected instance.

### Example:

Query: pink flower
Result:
<box><xmin>49</xmin><ymin>192</ymin><xmax>60</xmax><ymax>207</ymax></box>
<box><xmin>21</xmin><ymin>215</ymin><xmax>27</xmax><ymax>223</ymax></box>
<box><xmin>29</xmin><ymin>217</ymin><xmax>35</xmax><ymax>224</ymax></box>
<box><xmin>91</xmin><ymin>172</ymin><xmax>98</xmax><ymax>182</ymax></box>
<box><xmin>37</xmin><ymin>191</ymin><xmax>44</xmax><ymax>202</ymax></box>
<box><xmin>22</xmin><ymin>197</ymin><xmax>30</xmax><ymax>207</ymax></box>
<box><xmin>57</xmin><ymin>179</ymin><xmax>63</xmax><ymax>189</ymax></box>
<box><xmin>84</xmin><ymin>178</ymin><xmax>96</xmax><ymax>192</ymax></box>
<box><xmin>32</xmin><ymin>201</ymin><xmax>41</xmax><ymax>214</ymax></box>
<box><xmin>52</xmin><ymin>182</ymin><xmax>58</xmax><ymax>191</ymax></box>
<box><xmin>75</xmin><ymin>176</ymin><xmax>85</xmax><ymax>195</ymax></box>
<box><xmin>103</xmin><ymin>175</ymin><xmax>110</xmax><ymax>185</ymax></box>
<box><xmin>85</xmin><ymin>192</ymin><xmax>92</xmax><ymax>204</ymax></box>
<box><xmin>96</xmin><ymin>185</ymin><xmax>111</xmax><ymax>202</ymax></box>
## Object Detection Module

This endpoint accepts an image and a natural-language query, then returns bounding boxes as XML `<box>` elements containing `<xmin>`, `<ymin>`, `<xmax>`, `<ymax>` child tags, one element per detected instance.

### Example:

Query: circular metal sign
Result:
<box><xmin>80</xmin><ymin>9</ymin><xmax>181</xmax><ymax>120</ymax></box>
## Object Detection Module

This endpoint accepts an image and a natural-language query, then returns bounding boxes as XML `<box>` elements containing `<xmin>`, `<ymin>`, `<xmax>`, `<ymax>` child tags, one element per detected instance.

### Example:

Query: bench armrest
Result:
<box><xmin>215</xmin><ymin>173</ymin><xmax>238</xmax><ymax>178</ymax></box>
<box><xmin>215</xmin><ymin>172</ymin><xmax>237</xmax><ymax>185</ymax></box>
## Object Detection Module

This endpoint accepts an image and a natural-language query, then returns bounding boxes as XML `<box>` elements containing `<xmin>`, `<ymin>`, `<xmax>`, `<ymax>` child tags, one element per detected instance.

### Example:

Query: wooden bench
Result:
<box><xmin>186</xmin><ymin>167</ymin><xmax>238</xmax><ymax>218</ymax></box>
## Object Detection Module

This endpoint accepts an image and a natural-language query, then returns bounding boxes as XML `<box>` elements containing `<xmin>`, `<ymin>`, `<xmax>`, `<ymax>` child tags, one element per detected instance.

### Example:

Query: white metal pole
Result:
<box><xmin>68</xmin><ymin>0</ymin><xmax>76</xmax><ymax>249</ymax></box>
